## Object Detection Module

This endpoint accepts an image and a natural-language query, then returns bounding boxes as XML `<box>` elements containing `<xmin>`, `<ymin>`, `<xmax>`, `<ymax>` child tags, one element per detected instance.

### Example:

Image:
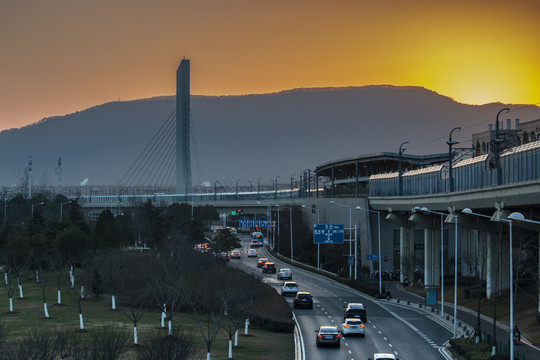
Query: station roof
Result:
<box><xmin>315</xmin><ymin>152</ymin><xmax>449</xmax><ymax>178</ymax></box>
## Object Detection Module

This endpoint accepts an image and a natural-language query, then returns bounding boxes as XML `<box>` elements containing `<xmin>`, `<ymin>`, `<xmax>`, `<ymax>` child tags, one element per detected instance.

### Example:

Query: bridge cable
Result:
<box><xmin>117</xmin><ymin>109</ymin><xmax>176</xmax><ymax>186</ymax></box>
<box><xmin>126</xmin><ymin>115</ymin><xmax>175</xmax><ymax>187</ymax></box>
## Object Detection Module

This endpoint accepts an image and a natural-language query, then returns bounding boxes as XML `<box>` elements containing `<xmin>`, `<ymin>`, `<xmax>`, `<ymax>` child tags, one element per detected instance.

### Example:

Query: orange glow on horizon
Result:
<box><xmin>0</xmin><ymin>0</ymin><xmax>539</xmax><ymax>130</ymax></box>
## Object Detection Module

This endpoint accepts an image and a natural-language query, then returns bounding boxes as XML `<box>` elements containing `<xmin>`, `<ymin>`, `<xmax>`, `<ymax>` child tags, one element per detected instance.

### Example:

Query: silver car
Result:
<box><xmin>369</xmin><ymin>354</ymin><xmax>399</xmax><ymax>360</ymax></box>
<box><xmin>277</xmin><ymin>268</ymin><xmax>292</xmax><ymax>280</ymax></box>
<box><xmin>280</xmin><ymin>281</ymin><xmax>298</xmax><ymax>296</ymax></box>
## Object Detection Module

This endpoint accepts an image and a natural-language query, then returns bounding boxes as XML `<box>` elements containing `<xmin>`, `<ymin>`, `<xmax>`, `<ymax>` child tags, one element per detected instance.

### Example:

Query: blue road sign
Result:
<box><xmin>239</xmin><ymin>219</ymin><xmax>268</xmax><ymax>228</ymax></box>
<box><xmin>426</xmin><ymin>288</ymin><xmax>437</xmax><ymax>306</ymax></box>
<box><xmin>313</xmin><ymin>224</ymin><xmax>344</xmax><ymax>244</ymax></box>
<box><xmin>347</xmin><ymin>256</ymin><xmax>355</xmax><ymax>266</ymax></box>
<box><xmin>367</xmin><ymin>254</ymin><xmax>379</xmax><ymax>261</ymax></box>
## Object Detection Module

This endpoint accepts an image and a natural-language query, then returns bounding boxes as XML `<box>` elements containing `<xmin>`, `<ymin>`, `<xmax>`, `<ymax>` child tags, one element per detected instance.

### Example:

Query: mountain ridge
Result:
<box><xmin>1</xmin><ymin>85</ymin><xmax>539</xmax><ymax>189</ymax></box>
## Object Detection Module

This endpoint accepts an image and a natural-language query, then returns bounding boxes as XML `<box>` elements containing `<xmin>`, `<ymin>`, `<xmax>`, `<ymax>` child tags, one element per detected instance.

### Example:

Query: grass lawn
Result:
<box><xmin>407</xmin><ymin>281</ymin><xmax>540</xmax><ymax>346</ymax></box>
<box><xmin>0</xmin><ymin>272</ymin><xmax>294</xmax><ymax>359</ymax></box>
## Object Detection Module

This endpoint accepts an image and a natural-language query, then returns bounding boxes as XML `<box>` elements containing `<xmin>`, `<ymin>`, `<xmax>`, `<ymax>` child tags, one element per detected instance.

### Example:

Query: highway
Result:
<box><xmin>233</xmin><ymin>234</ymin><xmax>453</xmax><ymax>360</ymax></box>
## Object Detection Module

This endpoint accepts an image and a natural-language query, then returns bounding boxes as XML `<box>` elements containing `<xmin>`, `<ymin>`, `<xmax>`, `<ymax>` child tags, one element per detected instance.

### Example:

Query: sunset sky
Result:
<box><xmin>1</xmin><ymin>0</ymin><xmax>539</xmax><ymax>131</ymax></box>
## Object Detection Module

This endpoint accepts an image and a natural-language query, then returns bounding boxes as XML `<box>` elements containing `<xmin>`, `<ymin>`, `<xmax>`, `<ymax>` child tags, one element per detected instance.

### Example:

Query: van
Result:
<box><xmin>343</xmin><ymin>303</ymin><xmax>367</xmax><ymax>322</ymax></box>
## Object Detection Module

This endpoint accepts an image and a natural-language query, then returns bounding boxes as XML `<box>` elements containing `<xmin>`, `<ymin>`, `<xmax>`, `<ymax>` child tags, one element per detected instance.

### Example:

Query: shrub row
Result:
<box><xmin>450</xmin><ymin>338</ymin><xmax>491</xmax><ymax>360</ymax></box>
<box><xmin>249</xmin><ymin>285</ymin><xmax>295</xmax><ymax>333</ymax></box>
<box><xmin>345</xmin><ymin>277</ymin><xmax>380</xmax><ymax>297</ymax></box>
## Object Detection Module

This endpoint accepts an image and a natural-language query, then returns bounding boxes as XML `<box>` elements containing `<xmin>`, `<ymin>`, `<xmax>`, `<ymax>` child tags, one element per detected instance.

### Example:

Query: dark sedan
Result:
<box><xmin>293</xmin><ymin>292</ymin><xmax>313</xmax><ymax>309</ymax></box>
<box><xmin>315</xmin><ymin>325</ymin><xmax>341</xmax><ymax>347</ymax></box>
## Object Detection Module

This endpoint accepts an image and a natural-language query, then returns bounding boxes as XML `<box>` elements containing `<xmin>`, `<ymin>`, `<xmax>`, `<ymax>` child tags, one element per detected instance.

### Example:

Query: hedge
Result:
<box><xmin>249</xmin><ymin>285</ymin><xmax>295</xmax><ymax>333</ymax></box>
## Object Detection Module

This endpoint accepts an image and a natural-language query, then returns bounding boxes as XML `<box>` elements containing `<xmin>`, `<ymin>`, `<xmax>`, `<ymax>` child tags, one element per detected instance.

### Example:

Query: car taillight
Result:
<box><xmin>343</xmin><ymin>324</ymin><xmax>349</xmax><ymax>328</ymax></box>
<box><xmin>317</xmin><ymin>334</ymin><xmax>323</xmax><ymax>338</ymax></box>
<box><xmin>360</xmin><ymin>324</ymin><xmax>364</xmax><ymax>328</ymax></box>
<box><xmin>336</xmin><ymin>333</ymin><xmax>340</xmax><ymax>338</ymax></box>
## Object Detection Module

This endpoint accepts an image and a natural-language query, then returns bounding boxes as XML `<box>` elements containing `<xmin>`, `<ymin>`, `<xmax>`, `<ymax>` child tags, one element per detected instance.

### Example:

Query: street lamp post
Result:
<box><xmin>447</xmin><ymin>127</ymin><xmax>461</xmax><ymax>192</ymax></box>
<box><xmin>356</xmin><ymin>206</ymin><xmax>381</xmax><ymax>293</ymax></box>
<box><xmin>214</xmin><ymin>181</ymin><xmax>221</xmax><ymax>202</ymax></box>
<box><xmin>302</xmin><ymin>205</ymin><xmax>321</xmax><ymax>271</ymax></box>
<box><xmin>3</xmin><ymin>198</ymin><xmax>8</xmax><ymax>226</ymax></box>
<box><xmin>235</xmin><ymin>179</ymin><xmax>240</xmax><ymax>200</ymax></box>
<box><xmin>274</xmin><ymin>204</ymin><xmax>281</xmax><ymax>255</ymax></box>
<box><xmin>290</xmin><ymin>174</ymin><xmax>295</xmax><ymax>199</ymax></box>
<box><xmin>416</xmin><ymin>206</ymin><xmax>458</xmax><ymax>323</ymax></box>
<box><xmin>31</xmin><ymin>202</ymin><xmax>45</xmax><ymax>224</ymax></box>
<box><xmin>257</xmin><ymin>178</ymin><xmax>262</xmax><ymax>200</ymax></box>
<box><xmin>494</xmin><ymin>108</ymin><xmax>510</xmax><ymax>185</ymax></box>
<box><xmin>248</xmin><ymin>180</ymin><xmax>253</xmax><ymax>192</ymax></box>
<box><xmin>398</xmin><ymin>141</ymin><xmax>409</xmax><ymax>196</ymax></box>
<box><xmin>60</xmin><ymin>200</ymin><xmax>72</xmax><ymax>223</ymax></box>
<box><xmin>282</xmin><ymin>206</ymin><xmax>293</xmax><ymax>262</ymax></box>
<box><xmin>331</xmin><ymin>201</ymin><xmax>354</xmax><ymax>279</ymax></box>
<box><xmin>462</xmin><ymin>208</ymin><xmax>518</xmax><ymax>359</ymax></box>
<box><xmin>257</xmin><ymin>201</ymin><xmax>272</xmax><ymax>249</ymax></box>
<box><xmin>274</xmin><ymin>176</ymin><xmax>280</xmax><ymax>200</ymax></box>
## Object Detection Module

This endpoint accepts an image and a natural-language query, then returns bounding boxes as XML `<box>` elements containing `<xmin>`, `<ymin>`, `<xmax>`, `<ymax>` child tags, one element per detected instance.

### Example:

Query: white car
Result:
<box><xmin>369</xmin><ymin>354</ymin><xmax>399</xmax><ymax>360</ymax></box>
<box><xmin>247</xmin><ymin>249</ymin><xmax>258</xmax><ymax>257</ymax></box>
<box><xmin>341</xmin><ymin>318</ymin><xmax>365</xmax><ymax>337</ymax></box>
<box><xmin>280</xmin><ymin>281</ymin><xmax>298</xmax><ymax>296</ymax></box>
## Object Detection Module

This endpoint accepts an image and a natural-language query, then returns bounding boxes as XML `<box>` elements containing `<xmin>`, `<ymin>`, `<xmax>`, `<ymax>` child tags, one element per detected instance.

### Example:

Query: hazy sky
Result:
<box><xmin>1</xmin><ymin>0</ymin><xmax>539</xmax><ymax>131</ymax></box>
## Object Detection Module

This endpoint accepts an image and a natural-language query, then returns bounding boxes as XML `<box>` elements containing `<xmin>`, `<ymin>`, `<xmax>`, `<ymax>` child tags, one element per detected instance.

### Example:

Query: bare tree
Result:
<box><xmin>51</xmin><ymin>255</ymin><xmax>68</xmax><ymax>305</ymax></box>
<box><xmin>68</xmin><ymin>286</ymin><xmax>86</xmax><ymax>331</ymax></box>
<box><xmin>2</xmin><ymin>328</ymin><xmax>57</xmax><ymax>360</ymax></box>
<box><xmin>6</xmin><ymin>283</ymin><xmax>15</xmax><ymax>313</ymax></box>
<box><xmin>146</xmin><ymin>255</ymin><xmax>185</xmax><ymax>335</ymax></box>
<box><xmin>184</xmin><ymin>260</ymin><xmax>225</xmax><ymax>360</ymax></box>
<box><xmin>9</xmin><ymin>255</ymin><xmax>31</xmax><ymax>299</ymax></box>
<box><xmin>136</xmin><ymin>328</ymin><xmax>199</xmax><ymax>360</ymax></box>
<box><xmin>116</xmin><ymin>257</ymin><xmax>150</xmax><ymax>345</ymax></box>
<box><xmin>95</xmin><ymin>250</ymin><xmax>130</xmax><ymax>310</ymax></box>
<box><xmin>71</xmin><ymin>325</ymin><xmax>129</xmax><ymax>360</ymax></box>
<box><xmin>218</xmin><ymin>269</ymin><xmax>262</xmax><ymax>359</ymax></box>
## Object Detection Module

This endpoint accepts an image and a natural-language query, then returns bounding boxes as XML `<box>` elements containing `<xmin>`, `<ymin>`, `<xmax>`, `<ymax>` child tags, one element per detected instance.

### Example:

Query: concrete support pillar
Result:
<box><xmin>486</xmin><ymin>230</ymin><xmax>511</xmax><ymax>299</ymax></box>
<box><xmin>486</xmin><ymin>231</ymin><xmax>510</xmax><ymax>298</ymax></box>
<box><xmin>486</xmin><ymin>232</ymin><xmax>497</xmax><ymax>299</ymax></box>
<box><xmin>399</xmin><ymin>226</ymin><xmax>414</xmax><ymax>283</ymax></box>
<box><xmin>424</xmin><ymin>229</ymin><xmax>441</xmax><ymax>287</ymax></box>
<box><xmin>499</xmin><ymin>233</ymin><xmax>510</xmax><ymax>292</ymax></box>
<box><xmin>460</xmin><ymin>228</ymin><xmax>476</xmax><ymax>276</ymax></box>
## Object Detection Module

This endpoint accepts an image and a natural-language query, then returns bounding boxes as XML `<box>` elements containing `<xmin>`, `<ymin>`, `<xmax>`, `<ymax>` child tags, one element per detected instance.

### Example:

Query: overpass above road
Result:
<box><xmin>76</xmin><ymin>138</ymin><xmax>540</xmax><ymax>315</ymax></box>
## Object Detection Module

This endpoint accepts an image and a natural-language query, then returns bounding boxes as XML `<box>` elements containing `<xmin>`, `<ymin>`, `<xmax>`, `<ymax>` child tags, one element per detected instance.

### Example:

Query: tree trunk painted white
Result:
<box><xmin>70</xmin><ymin>275</ymin><xmax>74</xmax><ymax>288</ymax></box>
<box><xmin>44</xmin><ymin>302</ymin><xmax>50</xmax><ymax>318</ymax></box>
<box><xmin>161</xmin><ymin>304</ymin><xmax>166</xmax><ymax>327</ymax></box>
<box><xmin>4</xmin><ymin>273</ymin><xmax>7</xmax><ymax>285</ymax></box>
<box><xmin>228</xmin><ymin>339</ymin><xmax>233</xmax><ymax>358</ymax></box>
<box><xmin>492</xmin><ymin>345</ymin><xmax>496</xmax><ymax>356</ymax></box>
<box><xmin>112</xmin><ymin>295</ymin><xmax>116</xmax><ymax>310</ymax></box>
<box><xmin>18</xmin><ymin>284</ymin><xmax>23</xmax><ymax>298</ymax></box>
<box><xmin>79</xmin><ymin>313</ymin><xmax>84</xmax><ymax>330</ymax></box>
<box><xmin>80</xmin><ymin>285</ymin><xmax>84</xmax><ymax>298</ymax></box>
<box><xmin>36</xmin><ymin>270</ymin><xmax>39</xmax><ymax>282</ymax></box>
<box><xmin>206</xmin><ymin>352</ymin><xmax>211</xmax><ymax>360</ymax></box>
<box><xmin>244</xmin><ymin>318</ymin><xmax>249</xmax><ymax>335</ymax></box>
<box><xmin>168</xmin><ymin>320</ymin><xmax>172</xmax><ymax>335</ymax></box>
<box><xmin>9</xmin><ymin>297</ymin><xmax>13</xmax><ymax>312</ymax></box>
<box><xmin>133</xmin><ymin>326</ymin><xmax>138</xmax><ymax>344</ymax></box>
<box><xmin>57</xmin><ymin>290</ymin><xmax>61</xmax><ymax>304</ymax></box>
<box><xmin>234</xmin><ymin>330</ymin><xmax>238</xmax><ymax>346</ymax></box>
